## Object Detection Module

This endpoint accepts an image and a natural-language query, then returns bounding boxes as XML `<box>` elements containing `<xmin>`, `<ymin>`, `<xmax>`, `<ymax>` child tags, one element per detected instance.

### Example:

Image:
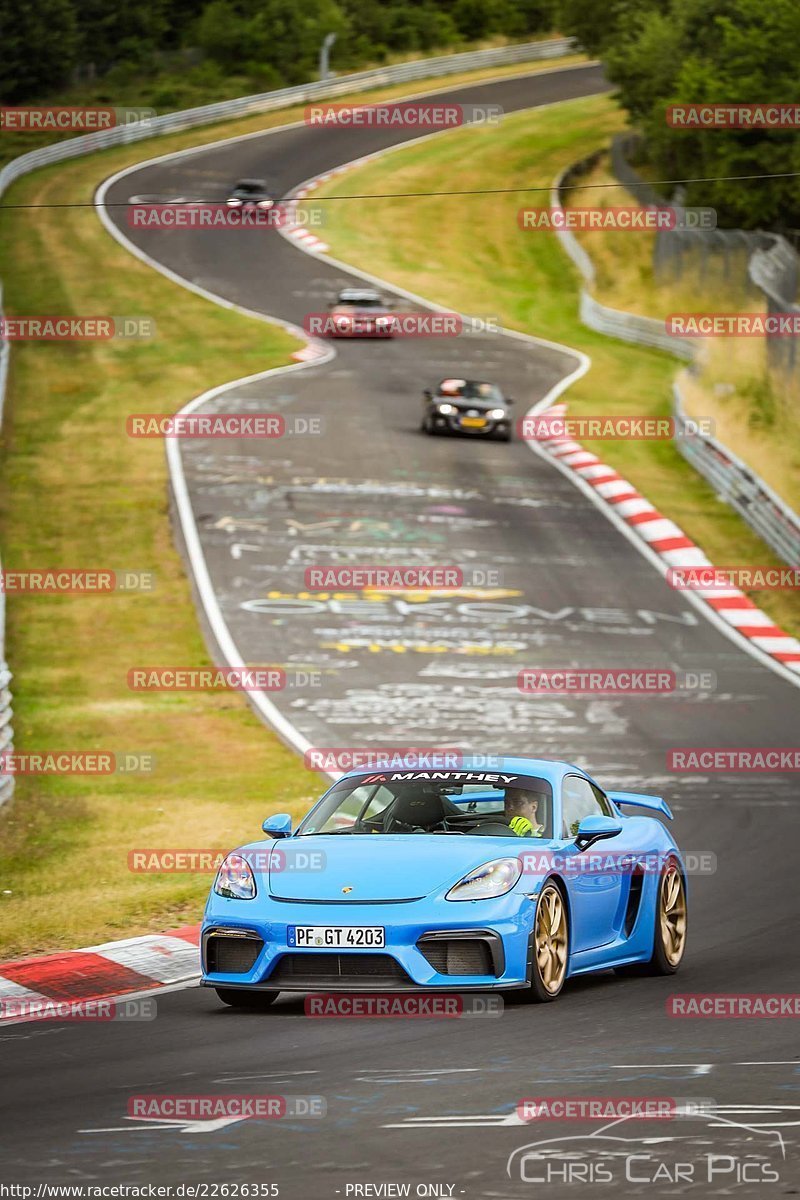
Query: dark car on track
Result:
<box><xmin>226</xmin><ymin>178</ymin><xmax>275</xmax><ymax>210</ymax></box>
<box><xmin>327</xmin><ymin>288</ymin><xmax>396</xmax><ymax>337</ymax></box>
<box><xmin>421</xmin><ymin>378</ymin><xmax>514</xmax><ymax>440</ymax></box>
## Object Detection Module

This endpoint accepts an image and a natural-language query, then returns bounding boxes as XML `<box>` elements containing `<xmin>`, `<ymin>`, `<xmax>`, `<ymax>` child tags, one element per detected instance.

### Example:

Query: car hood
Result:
<box><xmin>263</xmin><ymin>834</ymin><xmax>536</xmax><ymax>902</ymax></box>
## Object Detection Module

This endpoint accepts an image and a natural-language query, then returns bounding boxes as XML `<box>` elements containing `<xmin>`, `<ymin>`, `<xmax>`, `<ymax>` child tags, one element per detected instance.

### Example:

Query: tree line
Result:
<box><xmin>4</xmin><ymin>0</ymin><xmax>795</xmax><ymax>231</ymax></box>
<box><xmin>0</xmin><ymin>0</ymin><xmax>555</xmax><ymax>104</ymax></box>
<box><xmin>559</xmin><ymin>0</ymin><xmax>800</xmax><ymax>230</ymax></box>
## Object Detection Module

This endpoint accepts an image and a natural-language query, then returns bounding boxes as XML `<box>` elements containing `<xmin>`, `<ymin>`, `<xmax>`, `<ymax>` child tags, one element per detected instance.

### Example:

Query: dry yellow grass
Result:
<box><xmin>569</xmin><ymin>156</ymin><xmax>800</xmax><ymax>513</ymax></box>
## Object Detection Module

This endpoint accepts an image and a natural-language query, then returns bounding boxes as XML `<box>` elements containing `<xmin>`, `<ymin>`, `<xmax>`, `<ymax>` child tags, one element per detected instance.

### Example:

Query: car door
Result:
<box><xmin>558</xmin><ymin>775</ymin><xmax>628</xmax><ymax>952</ymax></box>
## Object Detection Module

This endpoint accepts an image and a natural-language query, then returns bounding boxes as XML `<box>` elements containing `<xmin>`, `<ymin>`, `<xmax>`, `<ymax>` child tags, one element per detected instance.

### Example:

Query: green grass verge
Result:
<box><xmin>0</xmin><ymin>147</ymin><xmax>323</xmax><ymax>961</ymax></box>
<box><xmin>0</xmin><ymin>57</ymin><xmax>590</xmax><ymax>961</ymax></box>
<box><xmin>312</xmin><ymin>93</ymin><xmax>800</xmax><ymax>638</ymax></box>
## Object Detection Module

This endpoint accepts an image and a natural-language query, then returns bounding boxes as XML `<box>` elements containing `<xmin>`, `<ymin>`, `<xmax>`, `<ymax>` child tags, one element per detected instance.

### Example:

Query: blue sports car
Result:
<box><xmin>201</xmin><ymin>758</ymin><xmax>688</xmax><ymax>1008</ymax></box>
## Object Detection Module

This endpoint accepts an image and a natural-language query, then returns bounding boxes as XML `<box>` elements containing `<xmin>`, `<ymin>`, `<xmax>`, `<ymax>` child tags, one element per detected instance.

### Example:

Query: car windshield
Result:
<box><xmin>296</xmin><ymin>772</ymin><xmax>553</xmax><ymax>837</ymax></box>
<box><xmin>236</xmin><ymin>181</ymin><xmax>266</xmax><ymax>194</ymax></box>
<box><xmin>438</xmin><ymin>380</ymin><xmax>503</xmax><ymax>401</ymax></box>
<box><xmin>338</xmin><ymin>293</ymin><xmax>384</xmax><ymax>307</ymax></box>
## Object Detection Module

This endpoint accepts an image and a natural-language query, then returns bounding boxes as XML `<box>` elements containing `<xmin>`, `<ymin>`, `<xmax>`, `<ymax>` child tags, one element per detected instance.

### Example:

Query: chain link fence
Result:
<box><xmin>612</xmin><ymin>134</ymin><xmax>800</xmax><ymax>365</ymax></box>
<box><xmin>551</xmin><ymin>159</ymin><xmax>696</xmax><ymax>359</ymax></box>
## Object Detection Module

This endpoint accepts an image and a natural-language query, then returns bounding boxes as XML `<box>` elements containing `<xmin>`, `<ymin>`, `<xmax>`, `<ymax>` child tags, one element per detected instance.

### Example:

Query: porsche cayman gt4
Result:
<box><xmin>201</xmin><ymin>757</ymin><xmax>688</xmax><ymax>1008</ymax></box>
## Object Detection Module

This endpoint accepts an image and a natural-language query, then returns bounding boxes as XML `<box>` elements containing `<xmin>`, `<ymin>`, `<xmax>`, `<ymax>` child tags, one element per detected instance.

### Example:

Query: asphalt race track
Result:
<box><xmin>2</xmin><ymin>63</ymin><xmax>799</xmax><ymax>1196</ymax></box>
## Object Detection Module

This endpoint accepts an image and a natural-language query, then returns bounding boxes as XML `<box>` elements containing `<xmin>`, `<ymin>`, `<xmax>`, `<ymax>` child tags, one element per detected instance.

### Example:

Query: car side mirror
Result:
<box><xmin>263</xmin><ymin>813</ymin><xmax>292</xmax><ymax>838</ymax></box>
<box><xmin>574</xmin><ymin>814</ymin><xmax>623</xmax><ymax>850</ymax></box>
<box><xmin>423</xmin><ymin>389</ymin><xmax>432</xmax><ymax>400</ymax></box>
<box><xmin>506</xmin><ymin>397</ymin><xmax>515</xmax><ymax>404</ymax></box>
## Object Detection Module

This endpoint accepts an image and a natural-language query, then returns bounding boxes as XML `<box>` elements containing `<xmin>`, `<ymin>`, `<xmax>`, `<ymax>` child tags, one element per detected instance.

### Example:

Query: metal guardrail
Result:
<box><xmin>578</xmin><ymin>290</ymin><xmax>696</xmax><ymax>360</ymax></box>
<box><xmin>551</xmin><ymin>157</ymin><xmax>800</xmax><ymax>567</ymax></box>
<box><xmin>674</xmin><ymin>378</ymin><xmax>800</xmax><ymax>565</ymax></box>
<box><xmin>551</xmin><ymin>161</ymin><xmax>696</xmax><ymax>359</ymax></box>
<box><xmin>0</xmin><ymin>38</ymin><xmax>578</xmax><ymax>811</ymax></box>
<box><xmin>0</xmin><ymin>38</ymin><xmax>575</xmax><ymax>198</ymax></box>
<box><xmin>748</xmin><ymin>239</ymin><xmax>800</xmax><ymax>376</ymax></box>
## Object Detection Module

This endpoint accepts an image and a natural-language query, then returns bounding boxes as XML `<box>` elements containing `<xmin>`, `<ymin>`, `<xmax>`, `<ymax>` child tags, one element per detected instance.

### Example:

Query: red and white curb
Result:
<box><xmin>280</xmin><ymin>157</ymin><xmax>374</xmax><ymax>256</ymax></box>
<box><xmin>281</xmin><ymin>182</ymin><xmax>332</xmax><ymax>255</ymax></box>
<box><xmin>0</xmin><ymin>924</ymin><xmax>200</xmax><ymax>1021</ymax></box>
<box><xmin>284</xmin><ymin>160</ymin><xmax>376</xmax><ymax>360</ymax></box>
<box><xmin>539</xmin><ymin>403</ymin><xmax>800</xmax><ymax>674</ymax></box>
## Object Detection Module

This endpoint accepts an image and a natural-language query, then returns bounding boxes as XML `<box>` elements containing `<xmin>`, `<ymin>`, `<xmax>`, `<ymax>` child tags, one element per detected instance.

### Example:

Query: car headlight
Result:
<box><xmin>257</xmin><ymin>199</ymin><xmax>274</xmax><ymax>209</ymax></box>
<box><xmin>488</xmin><ymin>408</ymin><xmax>507</xmax><ymax>419</ymax></box>
<box><xmin>226</xmin><ymin>198</ymin><xmax>243</xmax><ymax>207</ymax></box>
<box><xmin>214</xmin><ymin>853</ymin><xmax>257</xmax><ymax>900</ymax></box>
<box><xmin>445</xmin><ymin>857</ymin><xmax>522</xmax><ymax>901</ymax></box>
<box><xmin>437</xmin><ymin>403</ymin><xmax>456</xmax><ymax>415</ymax></box>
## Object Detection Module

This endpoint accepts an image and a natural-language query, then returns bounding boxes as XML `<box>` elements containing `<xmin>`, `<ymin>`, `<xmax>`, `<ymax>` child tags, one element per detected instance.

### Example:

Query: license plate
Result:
<box><xmin>288</xmin><ymin>925</ymin><xmax>385</xmax><ymax>949</ymax></box>
<box><xmin>461</xmin><ymin>417</ymin><xmax>487</xmax><ymax>428</ymax></box>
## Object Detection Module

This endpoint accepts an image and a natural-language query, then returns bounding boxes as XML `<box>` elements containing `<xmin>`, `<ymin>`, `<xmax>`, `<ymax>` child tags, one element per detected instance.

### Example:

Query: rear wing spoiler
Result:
<box><xmin>607</xmin><ymin>791</ymin><xmax>673</xmax><ymax>821</ymax></box>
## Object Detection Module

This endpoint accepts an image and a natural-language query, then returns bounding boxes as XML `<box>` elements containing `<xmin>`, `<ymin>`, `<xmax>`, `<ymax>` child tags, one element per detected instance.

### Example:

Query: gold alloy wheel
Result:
<box><xmin>534</xmin><ymin>884</ymin><xmax>568</xmax><ymax>994</ymax></box>
<box><xmin>660</xmin><ymin>864</ymin><xmax>687</xmax><ymax>967</ymax></box>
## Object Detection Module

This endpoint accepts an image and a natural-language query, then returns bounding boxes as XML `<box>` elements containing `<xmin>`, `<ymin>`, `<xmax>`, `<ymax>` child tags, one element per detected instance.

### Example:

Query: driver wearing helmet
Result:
<box><xmin>504</xmin><ymin>786</ymin><xmax>546</xmax><ymax>837</ymax></box>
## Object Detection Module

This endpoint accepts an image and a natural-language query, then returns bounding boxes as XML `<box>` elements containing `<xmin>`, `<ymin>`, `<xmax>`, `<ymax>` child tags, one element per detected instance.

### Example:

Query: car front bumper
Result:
<box><xmin>201</xmin><ymin>892</ymin><xmax>538</xmax><ymax>992</ymax></box>
<box><xmin>430</xmin><ymin>413</ymin><xmax>510</xmax><ymax>436</ymax></box>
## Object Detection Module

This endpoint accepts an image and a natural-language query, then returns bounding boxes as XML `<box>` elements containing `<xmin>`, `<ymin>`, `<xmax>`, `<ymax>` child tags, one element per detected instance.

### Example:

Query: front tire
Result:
<box><xmin>215</xmin><ymin>987</ymin><xmax>279</xmax><ymax>1009</ymax></box>
<box><xmin>649</xmin><ymin>859</ymin><xmax>687</xmax><ymax>974</ymax></box>
<box><xmin>520</xmin><ymin>881</ymin><xmax>569</xmax><ymax>1003</ymax></box>
<box><xmin>616</xmin><ymin>859</ymin><xmax>687</xmax><ymax>977</ymax></box>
